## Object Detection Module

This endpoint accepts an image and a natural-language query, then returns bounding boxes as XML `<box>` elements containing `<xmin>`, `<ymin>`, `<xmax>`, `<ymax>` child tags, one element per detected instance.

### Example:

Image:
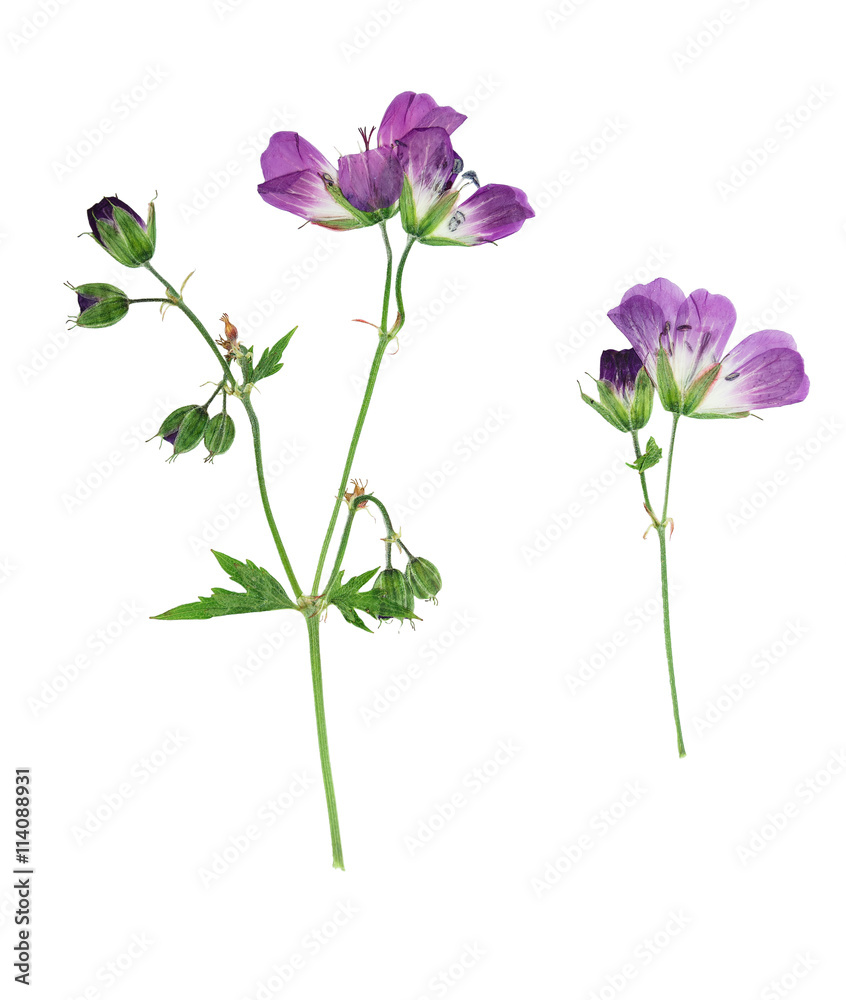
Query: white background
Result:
<box><xmin>3</xmin><ymin>0</ymin><xmax>845</xmax><ymax>997</ymax></box>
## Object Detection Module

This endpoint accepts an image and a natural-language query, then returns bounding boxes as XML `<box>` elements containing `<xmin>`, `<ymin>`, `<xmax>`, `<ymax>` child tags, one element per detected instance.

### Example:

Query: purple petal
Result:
<box><xmin>425</xmin><ymin>183</ymin><xmax>534</xmax><ymax>245</ymax></box>
<box><xmin>258</xmin><ymin>170</ymin><xmax>353</xmax><ymax>226</ymax></box>
<box><xmin>396</xmin><ymin>127</ymin><xmax>461</xmax><ymax>217</ymax></box>
<box><xmin>673</xmin><ymin>288</ymin><xmax>736</xmax><ymax>367</ymax></box>
<box><xmin>77</xmin><ymin>291</ymin><xmax>100</xmax><ymax>312</ymax></box>
<box><xmin>696</xmin><ymin>331</ymin><xmax>809</xmax><ymax>414</ymax></box>
<box><xmin>599</xmin><ymin>347</ymin><xmax>643</xmax><ymax>397</ymax></box>
<box><xmin>378</xmin><ymin>91</ymin><xmax>466</xmax><ymax>147</ymax></box>
<box><xmin>87</xmin><ymin>196</ymin><xmax>145</xmax><ymax>245</ymax></box>
<box><xmin>337</xmin><ymin>148</ymin><xmax>403</xmax><ymax>213</ymax></box>
<box><xmin>608</xmin><ymin>278</ymin><xmax>687</xmax><ymax>372</ymax></box>
<box><xmin>260</xmin><ymin>132</ymin><xmax>334</xmax><ymax>183</ymax></box>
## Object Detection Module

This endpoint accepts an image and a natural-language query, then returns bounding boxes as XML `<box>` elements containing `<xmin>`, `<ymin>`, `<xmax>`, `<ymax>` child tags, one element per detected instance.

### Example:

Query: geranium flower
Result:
<box><xmin>257</xmin><ymin>91</ymin><xmax>464</xmax><ymax>231</ymax></box>
<box><xmin>608</xmin><ymin>278</ymin><xmax>809</xmax><ymax>417</ymax></box>
<box><xmin>391</xmin><ymin>125</ymin><xmax>533</xmax><ymax>246</ymax></box>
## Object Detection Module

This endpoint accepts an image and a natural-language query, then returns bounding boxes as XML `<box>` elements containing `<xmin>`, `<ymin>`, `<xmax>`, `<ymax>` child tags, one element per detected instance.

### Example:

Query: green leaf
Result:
<box><xmin>326</xmin><ymin>567</ymin><xmax>419</xmax><ymax>630</ymax></box>
<box><xmin>253</xmin><ymin>327</ymin><xmax>297</xmax><ymax>383</ymax></box>
<box><xmin>152</xmin><ymin>550</ymin><xmax>296</xmax><ymax>620</ymax></box>
<box><xmin>627</xmin><ymin>436</ymin><xmax>662</xmax><ymax>472</ymax></box>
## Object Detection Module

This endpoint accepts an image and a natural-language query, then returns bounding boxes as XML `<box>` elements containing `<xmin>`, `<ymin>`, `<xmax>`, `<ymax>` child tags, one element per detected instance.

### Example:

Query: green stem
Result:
<box><xmin>305</xmin><ymin>615</ymin><xmax>344</xmax><ymax>870</ymax></box>
<box><xmin>143</xmin><ymin>263</ymin><xmax>301</xmax><ymax>596</ymax></box>
<box><xmin>392</xmin><ymin>236</ymin><xmax>415</xmax><ymax>331</ymax></box>
<box><xmin>631</xmin><ymin>431</ymin><xmax>658</xmax><ymax>523</ymax></box>
<box><xmin>143</xmin><ymin>263</ymin><xmax>236</xmax><ymax>388</ymax></box>
<box><xmin>658</xmin><ymin>414</ymin><xmax>685</xmax><ymax>758</ymax></box>
<box><xmin>379</xmin><ymin>221</ymin><xmax>393</xmax><ymax>333</ymax></box>
<box><xmin>241</xmin><ymin>394</ymin><xmax>303</xmax><ymax>599</ymax></box>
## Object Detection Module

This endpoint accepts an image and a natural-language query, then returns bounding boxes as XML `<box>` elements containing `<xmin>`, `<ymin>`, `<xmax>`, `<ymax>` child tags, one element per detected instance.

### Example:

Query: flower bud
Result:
<box><xmin>69</xmin><ymin>282</ymin><xmax>129</xmax><ymax>328</ymax></box>
<box><xmin>149</xmin><ymin>405</ymin><xmax>209</xmax><ymax>460</ymax></box>
<box><xmin>203</xmin><ymin>412</ymin><xmax>236</xmax><ymax>462</ymax></box>
<box><xmin>580</xmin><ymin>348</ymin><xmax>654</xmax><ymax>432</ymax></box>
<box><xmin>373</xmin><ymin>568</ymin><xmax>415</xmax><ymax>620</ymax></box>
<box><xmin>405</xmin><ymin>556</ymin><xmax>442</xmax><ymax>602</ymax></box>
<box><xmin>87</xmin><ymin>195</ymin><xmax>156</xmax><ymax>267</ymax></box>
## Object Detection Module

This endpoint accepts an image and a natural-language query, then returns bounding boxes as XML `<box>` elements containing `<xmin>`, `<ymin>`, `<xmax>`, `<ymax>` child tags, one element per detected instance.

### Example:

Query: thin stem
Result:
<box><xmin>631</xmin><ymin>430</ymin><xmax>658</xmax><ymax>523</ymax></box>
<box><xmin>658</xmin><ymin>413</ymin><xmax>685</xmax><ymax>758</ymax></box>
<box><xmin>143</xmin><ymin>263</ymin><xmax>236</xmax><ymax>388</ymax></box>
<box><xmin>144</xmin><ymin>263</ymin><xmax>300</xmax><ymax>595</ymax></box>
<box><xmin>393</xmin><ymin>236</ymin><xmax>415</xmax><ymax>331</ymax></box>
<box><xmin>241</xmin><ymin>394</ymin><xmax>303</xmax><ymax>599</ymax></box>
<box><xmin>129</xmin><ymin>297</ymin><xmax>172</xmax><ymax>304</ymax></box>
<box><xmin>305</xmin><ymin>614</ymin><xmax>344</xmax><ymax>869</ymax></box>
<box><xmin>379</xmin><ymin>222</ymin><xmax>393</xmax><ymax>333</ymax></box>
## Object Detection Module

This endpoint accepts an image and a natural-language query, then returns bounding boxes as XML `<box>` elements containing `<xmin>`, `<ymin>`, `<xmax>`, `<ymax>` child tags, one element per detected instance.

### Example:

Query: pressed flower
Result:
<box><xmin>580</xmin><ymin>347</ymin><xmax>653</xmax><ymax>432</ymax></box>
<box><xmin>337</xmin><ymin>147</ymin><xmax>403</xmax><ymax>214</ymax></box>
<box><xmin>608</xmin><ymin>278</ymin><xmax>809</xmax><ymax>417</ymax></box>
<box><xmin>87</xmin><ymin>195</ymin><xmax>156</xmax><ymax>267</ymax></box>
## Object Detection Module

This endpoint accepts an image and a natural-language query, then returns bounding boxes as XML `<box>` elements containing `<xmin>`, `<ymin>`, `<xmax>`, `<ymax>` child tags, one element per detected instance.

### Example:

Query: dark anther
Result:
<box><xmin>725</xmin><ymin>372</ymin><xmax>740</xmax><ymax>382</ymax></box>
<box><xmin>447</xmin><ymin>210</ymin><xmax>466</xmax><ymax>232</ymax></box>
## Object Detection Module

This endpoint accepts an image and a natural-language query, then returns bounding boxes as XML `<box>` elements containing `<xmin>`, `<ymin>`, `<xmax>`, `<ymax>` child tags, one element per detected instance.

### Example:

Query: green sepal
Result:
<box><xmin>252</xmin><ymin>327</ymin><xmax>297</xmax><ymax>383</ymax></box>
<box><xmin>681</xmin><ymin>363</ymin><xmax>721</xmax><ymax>415</ymax></box>
<box><xmin>630</xmin><ymin>367</ymin><xmax>654</xmax><ymax>430</ymax></box>
<box><xmin>688</xmin><ymin>410</ymin><xmax>750</xmax><ymax>420</ymax></box>
<box><xmin>111</xmin><ymin>206</ymin><xmax>155</xmax><ymax>265</ymax></box>
<box><xmin>152</xmin><ymin>550</ymin><xmax>296</xmax><ymax>620</ymax></box>
<box><xmin>94</xmin><ymin>219</ymin><xmax>139</xmax><ymax>267</ymax></box>
<box><xmin>597</xmin><ymin>380</ymin><xmax>631</xmax><ymax>429</ymax></box>
<box><xmin>578</xmin><ymin>382</ymin><xmax>628</xmax><ymax>432</ymax></box>
<box><xmin>399</xmin><ymin>173</ymin><xmax>417</xmax><ymax>233</ymax></box>
<box><xmin>655</xmin><ymin>348</ymin><xmax>681</xmax><ymax>413</ymax></box>
<box><xmin>416</xmin><ymin>190</ymin><xmax>461</xmax><ymax>240</ymax></box>
<box><xmin>627</xmin><ymin>436</ymin><xmax>662</xmax><ymax>472</ymax></box>
<box><xmin>204</xmin><ymin>412</ymin><xmax>236</xmax><ymax>459</ymax></box>
<box><xmin>146</xmin><ymin>198</ymin><xmax>157</xmax><ymax>250</ymax></box>
<box><xmin>325</xmin><ymin>182</ymin><xmax>397</xmax><ymax>228</ymax></box>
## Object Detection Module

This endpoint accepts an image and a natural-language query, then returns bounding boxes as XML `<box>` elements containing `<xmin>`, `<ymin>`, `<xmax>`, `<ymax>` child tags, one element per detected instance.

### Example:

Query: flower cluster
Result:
<box><xmin>257</xmin><ymin>91</ymin><xmax>534</xmax><ymax>246</ymax></box>
<box><xmin>585</xmin><ymin>277</ymin><xmax>809</xmax><ymax>422</ymax></box>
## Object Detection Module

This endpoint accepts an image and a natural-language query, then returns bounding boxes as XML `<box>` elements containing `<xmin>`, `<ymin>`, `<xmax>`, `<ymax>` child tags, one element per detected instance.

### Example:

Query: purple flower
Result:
<box><xmin>258</xmin><ymin>91</ymin><xmax>463</xmax><ymax>231</ymax></box>
<box><xmin>337</xmin><ymin>147</ymin><xmax>403</xmax><ymax>214</ymax></box>
<box><xmin>608</xmin><ymin>278</ymin><xmax>809</xmax><ymax>417</ymax></box>
<box><xmin>600</xmin><ymin>347</ymin><xmax>644</xmax><ymax>401</ymax></box>
<box><xmin>391</xmin><ymin>122</ymin><xmax>533</xmax><ymax>246</ymax></box>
